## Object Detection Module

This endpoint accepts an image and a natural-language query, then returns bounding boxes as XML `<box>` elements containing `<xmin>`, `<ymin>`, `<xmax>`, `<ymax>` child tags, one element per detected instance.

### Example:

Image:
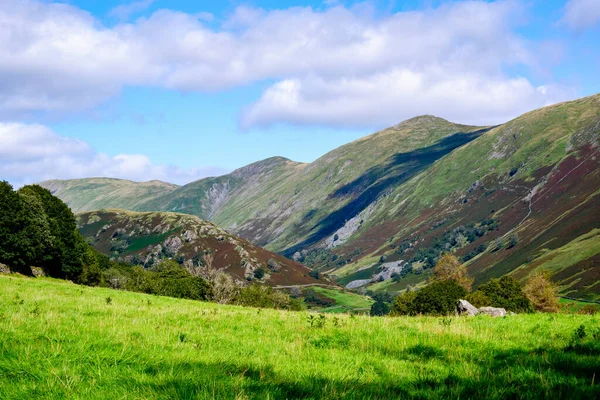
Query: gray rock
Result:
<box><xmin>345</xmin><ymin>279</ymin><xmax>371</xmax><ymax>289</ymax></box>
<box><xmin>456</xmin><ymin>299</ymin><xmax>479</xmax><ymax>316</ymax></box>
<box><xmin>478</xmin><ymin>307</ymin><xmax>507</xmax><ymax>317</ymax></box>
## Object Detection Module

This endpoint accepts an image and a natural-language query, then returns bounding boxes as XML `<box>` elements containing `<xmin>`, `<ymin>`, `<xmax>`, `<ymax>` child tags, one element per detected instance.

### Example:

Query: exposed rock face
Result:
<box><xmin>478</xmin><ymin>307</ymin><xmax>507</xmax><ymax>317</ymax></box>
<box><xmin>163</xmin><ymin>236</ymin><xmax>183</xmax><ymax>255</ymax></box>
<box><xmin>346</xmin><ymin>279</ymin><xmax>372</xmax><ymax>289</ymax></box>
<box><xmin>456</xmin><ymin>299</ymin><xmax>479</xmax><ymax>316</ymax></box>
<box><xmin>371</xmin><ymin>261</ymin><xmax>406</xmax><ymax>282</ymax></box>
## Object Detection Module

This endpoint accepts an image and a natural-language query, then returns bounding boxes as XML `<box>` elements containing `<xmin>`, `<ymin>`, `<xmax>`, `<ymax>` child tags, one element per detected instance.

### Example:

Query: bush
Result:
<box><xmin>236</xmin><ymin>284</ymin><xmax>294</xmax><ymax>310</ymax></box>
<box><xmin>391</xmin><ymin>290</ymin><xmax>417</xmax><ymax>316</ymax></box>
<box><xmin>524</xmin><ymin>272</ymin><xmax>559</xmax><ymax>313</ymax></box>
<box><xmin>308</xmin><ymin>270</ymin><xmax>320</xmax><ymax>280</ymax></box>
<box><xmin>253</xmin><ymin>268</ymin><xmax>265</xmax><ymax>279</ymax></box>
<box><xmin>578</xmin><ymin>305</ymin><xmax>599</xmax><ymax>315</ymax></box>
<box><xmin>413</xmin><ymin>280</ymin><xmax>467</xmax><ymax>316</ymax></box>
<box><xmin>370</xmin><ymin>301</ymin><xmax>390</xmax><ymax>316</ymax></box>
<box><xmin>465</xmin><ymin>291</ymin><xmax>491</xmax><ymax>308</ymax></box>
<box><xmin>477</xmin><ymin>276</ymin><xmax>532</xmax><ymax>313</ymax></box>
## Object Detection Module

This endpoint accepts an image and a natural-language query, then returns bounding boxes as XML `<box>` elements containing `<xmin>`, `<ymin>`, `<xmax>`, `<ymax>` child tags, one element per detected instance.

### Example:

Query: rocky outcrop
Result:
<box><xmin>478</xmin><ymin>307</ymin><xmax>507</xmax><ymax>317</ymax></box>
<box><xmin>346</xmin><ymin>279</ymin><xmax>372</xmax><ymax>289</ymax></box>
<box><xmin>456</xmin><ymin>299</ymin><xmax>479</xmax><ymax>316</ymax></box>
<box><xmin>456</xmin><ymin>300</ymin><xmax>507</xmax><ymax>317</ymax></box>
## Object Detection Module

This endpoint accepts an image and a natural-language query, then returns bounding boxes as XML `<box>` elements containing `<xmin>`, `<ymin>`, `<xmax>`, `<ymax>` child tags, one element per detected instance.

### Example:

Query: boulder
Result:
<box><xmin>456</xmin><ymin>299</ymin><xmax>479</xmax><ymax>316</ymax></box>
<box><xmin>478</xmin><ymin>307</ymin><xmax>507</xmax><ymax>317</ymax></box>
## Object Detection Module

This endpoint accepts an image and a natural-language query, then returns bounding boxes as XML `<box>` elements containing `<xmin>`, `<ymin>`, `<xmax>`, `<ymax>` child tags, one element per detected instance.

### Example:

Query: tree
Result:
<box><xmin>477</xmin><ymin>276</ymin><xmax>532</xmax><ymax>313</ymax></box>
<box><xmin>507</xmin><ymin>233</ymin><xmax>519</xmax><ymax>249</ymax></box>
<box><xmin>391</xmin><ymin>290</ymin><xmax>417</xmax><ymax>316</ymax></box>
<box><xmin>465</xmin><ymin>290</ymin><xmax>491</xmax><ymax>308</ymax></box>
<box><xmin>18</xmin><ymin>185</ymin><xmax>86</xmax><ymax>279</ymax></box>
<box><xmin>0</xmin><ymin>181</ymin><xmax>44</xmax><ymax>274</ymax></box>
<box><xmin>370</xmin><ymin>301</ymin><xmax>390</xmax><ymax>316</ymax></box>
<box><xmin>524</xmin><ymin>271</ymin><xmax>559</xmax><ymax>313</ymax></box>
<box><xmin>413</xmin><ymin>280</ymin><xmax>467</xmax><ymax>315</ymax></box>
<box><xmin>432</xmin><ymin>253</ymin><xmax>473</xmax><ymax>291</ymax></box>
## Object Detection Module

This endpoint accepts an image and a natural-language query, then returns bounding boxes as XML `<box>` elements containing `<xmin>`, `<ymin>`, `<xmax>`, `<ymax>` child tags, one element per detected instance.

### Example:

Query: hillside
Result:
<box><xmin>43</xmin><ymin>94</ymin><xmax>600</xmax><ymax>297</ymax></box>
<box><xmin>77</xmin><ymin>209</ymin><xmax>327</xmax><ymax>287</ymax></box>
<box><xmin>1</xmin><ymin>275</ymin><xmax>598</xmax><ymax>399</ymax></box>
<box><xmin>42</xmin><ymin>178</ymin><xmax>179</xmax><ymax>213</ymax></box>
<box><xmin>328</xmin><ymin>94</ymin><xmax>600</xmax><ymax>298</ymax></box>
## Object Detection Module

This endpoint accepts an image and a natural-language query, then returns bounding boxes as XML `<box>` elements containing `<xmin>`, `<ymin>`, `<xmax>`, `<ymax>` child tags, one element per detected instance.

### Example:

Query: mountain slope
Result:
<box><xmin>42</xmin><ymin>178</ymin><xmax>179</xmax><ymax>212</ymax></box>
<box><xmin>44</xmin><ymin>94</ymin><xmax>600</xmax><ymax>298</ymax></box>
<box><xmin>328</xmin><ymin>94</ymin><xmax>600</xmax><ymax>298</ymax></box>
<box><xmin>77</xmin><ymin>209</ymin><xmax>327</xmax><ymax>287</ymax></box>
<box><xmin>45</xmin><ymin>117</ymin><xmax>486</xmax><ymax>250</ymax></box>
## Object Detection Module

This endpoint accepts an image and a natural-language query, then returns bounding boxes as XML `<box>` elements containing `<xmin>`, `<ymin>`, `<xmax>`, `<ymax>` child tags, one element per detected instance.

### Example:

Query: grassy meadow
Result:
<box><xmin>1</xmin><ymin>274</ymin><xmax>599</xmax><ymax>399</ymax></box>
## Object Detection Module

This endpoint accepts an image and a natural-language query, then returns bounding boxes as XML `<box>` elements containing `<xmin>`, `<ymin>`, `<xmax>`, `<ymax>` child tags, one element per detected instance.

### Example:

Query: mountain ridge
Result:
<box><xmin>41</xmin><ymin>93</ymin><xmax>600</xmax><ymax>298</ymax></box>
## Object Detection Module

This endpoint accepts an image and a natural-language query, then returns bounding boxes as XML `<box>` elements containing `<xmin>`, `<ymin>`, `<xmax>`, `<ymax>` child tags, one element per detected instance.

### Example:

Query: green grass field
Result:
<box><xmin>1</xmin><ymin>275</ymin><xmax>599</xmax><ymax>399</ymax></box>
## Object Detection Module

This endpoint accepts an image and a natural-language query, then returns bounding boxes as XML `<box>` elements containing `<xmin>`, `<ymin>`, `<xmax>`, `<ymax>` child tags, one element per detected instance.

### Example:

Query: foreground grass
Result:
<box><xmin>0</xmin><ymin>275</ymin><xmax>599</xmax><ymax>399</ymax></box>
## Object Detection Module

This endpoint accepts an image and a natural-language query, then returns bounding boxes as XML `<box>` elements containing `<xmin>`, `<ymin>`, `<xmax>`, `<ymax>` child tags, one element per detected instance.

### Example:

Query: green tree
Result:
<box><xmin>370</xmin><ymin>301</ymin><xmax>390</xmax><ymax>316</ymax></box>
<box><xmin>0</xmin><ymin>181</ymin><xmax>47</xmax><ymax>274</ymax></box>
<box><xmin>391</xmin><ymin>290</ymin><xmax>417</xmax><ymax>316</ymax></box>
<box><xmin>413</xmin><ymin>280</ymin><xmax>467</xmax><ymax>315</ymax></box>
<box><xmin>18</xmin><ymin>185</ymin><xmax>86</xmax><ymax>279</ymax></box>
<box><xmin>477</xmin><ymin>276</ymin><xmax>532</xmax><ymax>313</ymax></box>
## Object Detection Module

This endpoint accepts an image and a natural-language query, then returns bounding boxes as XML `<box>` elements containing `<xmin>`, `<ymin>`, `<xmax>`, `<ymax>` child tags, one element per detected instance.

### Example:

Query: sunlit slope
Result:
<box><xmin>41</xmin><ymin>178</ymin><xmax>178</xmax><ymax>212</ymax></box>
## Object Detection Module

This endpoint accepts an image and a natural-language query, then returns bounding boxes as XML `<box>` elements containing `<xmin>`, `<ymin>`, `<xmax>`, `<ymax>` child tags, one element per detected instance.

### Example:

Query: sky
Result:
<box><xmin>0</xmin><ymin>0</ymin><xmax>599</xmax><ymax>186</ymax></box>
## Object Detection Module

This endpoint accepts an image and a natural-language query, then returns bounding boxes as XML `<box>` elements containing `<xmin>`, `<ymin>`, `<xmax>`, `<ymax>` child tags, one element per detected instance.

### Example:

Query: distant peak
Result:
<box><xmin>394</xmin><ymin>115</ymin><xmax>452</xmax><ymax>128</ymax></box>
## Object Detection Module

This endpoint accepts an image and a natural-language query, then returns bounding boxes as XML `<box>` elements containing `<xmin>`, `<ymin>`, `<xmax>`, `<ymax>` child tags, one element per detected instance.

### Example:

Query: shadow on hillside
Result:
<box><xmin>124</xmin><ymin>341</ymin><xmax>600</xmax><ymax>399</ymax></box>
<box><xmin>284</xmin><ymin>128</ymin><xmax>491</xmax><ymax>257</ymax></box>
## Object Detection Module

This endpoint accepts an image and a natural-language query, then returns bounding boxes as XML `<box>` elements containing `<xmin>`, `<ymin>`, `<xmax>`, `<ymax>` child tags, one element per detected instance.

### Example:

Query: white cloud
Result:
<box><xmin>0</xmin><ymin>0</ymin><xmax>576</xmax><ymax>127</ymax></box>
<box><xmin>109</xmin><ymin>0</ymin><xmax>155</xmax><ymax>22</ymax></box>
<box><xmin>561</xmin><ymin>0</ymin><xmax>600</xmax><ymax>31</ymax></box>
<box><xmin>0</xmin><ymin>123</ymin><xmax>226</xmax><ymax>186</ymax></box>
<box><xmin>241</xmin><ymin>69</ymin><xmax>574</xmax><ymax>128</ymax></box>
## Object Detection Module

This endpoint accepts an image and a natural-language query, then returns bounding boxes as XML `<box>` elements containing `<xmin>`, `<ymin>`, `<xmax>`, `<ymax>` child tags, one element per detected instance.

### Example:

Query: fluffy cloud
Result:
<box><xmin>0</xmin><ymin>0</ymin><xmax>574</xmax><ymax>127</ymax></box>
<box><xmin>561</xmin><ymin>0</ymin><xmax>600</xmax><ymax>31</ymax></box>
<box><xmin>241</xmin><ymin>69</ymin><xmax>573</xmax><ymax>128</ymax></box>
<box><xmin>0</xmin><ymin>123</ymin><xmax>226</xmax><ymax>186</ymax></box>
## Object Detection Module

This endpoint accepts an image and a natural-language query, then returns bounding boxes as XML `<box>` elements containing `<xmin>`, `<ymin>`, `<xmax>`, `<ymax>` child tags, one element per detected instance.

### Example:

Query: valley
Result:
<box><xmin>43</xmin><ymin>94</ymin><xmax>600</xmax><ymax>299</ymax></box>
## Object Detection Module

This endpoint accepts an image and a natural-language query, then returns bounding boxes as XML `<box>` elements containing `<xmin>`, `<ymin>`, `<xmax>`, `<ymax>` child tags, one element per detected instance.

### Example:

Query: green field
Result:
<box><xmin>1</xmin><ymin>275</ymin><xmax>599</xmax><ymax>399</ymax></box>
<box><xmin>310</xmin><ymin>287</ymin><xmax>373</xmax><ymax>313</ymax></box>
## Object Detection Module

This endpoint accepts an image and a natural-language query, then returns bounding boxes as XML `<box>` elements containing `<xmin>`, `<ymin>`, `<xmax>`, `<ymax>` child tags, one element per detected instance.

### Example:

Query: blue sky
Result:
<box><xmin>0</xmin><ymin>0</ymin><xmax>599</xmax><ymax>186</ymax></box>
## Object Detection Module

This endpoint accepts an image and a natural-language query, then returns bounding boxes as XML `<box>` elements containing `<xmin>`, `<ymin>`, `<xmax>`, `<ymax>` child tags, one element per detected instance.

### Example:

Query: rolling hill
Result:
<box><xmin>43</xmin><ymin>94</ymin><xmax>600</xmax><ymax>298</ymax></box>
<box><xmin>77</xmin><ymin>209</ymin><xmax>328</xmax><ymax>287</ymax></box>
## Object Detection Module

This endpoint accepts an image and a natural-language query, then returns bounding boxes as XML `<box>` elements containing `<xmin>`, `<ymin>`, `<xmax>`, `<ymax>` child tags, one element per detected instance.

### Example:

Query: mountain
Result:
<box><xmin>77</xmin><ymin>209</ymin><xmax>327</xmax><ymax>287</ymax></box>
<box><xmin>42</xmin><ymin>178</ymin><xmax>179</xmax><ymax>212</ymax></box>
<box><xmin>43</xmin><ymin>94</ymin><xmax>600</xmax><ymax>298</ymax></box>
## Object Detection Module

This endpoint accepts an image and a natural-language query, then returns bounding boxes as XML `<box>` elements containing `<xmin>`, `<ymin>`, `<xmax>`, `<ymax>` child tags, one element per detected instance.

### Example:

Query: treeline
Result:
<box><xmin>0</xmin><ymin>182</ymin><xmax>89</xmax><ymax>278</ymax></box>
<box><xmin>0</xmin><ymin>182</ymin><xmax>301</xmax><ymax>311</ymax></box>
<box><xmin>369</xmin><ymin>253</ymin><xmax>578</xmax><ymax>316</ymax></box>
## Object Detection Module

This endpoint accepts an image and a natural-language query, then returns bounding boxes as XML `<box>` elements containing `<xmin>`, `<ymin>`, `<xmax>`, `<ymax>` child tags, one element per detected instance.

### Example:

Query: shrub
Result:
<box><xmin>253</xmin><ymin>268</ymin><xmax>265</xmax><ymax>279</ymax></box>
<box><xmin>391</xmin><ymin>290</ymin><xmax>417</xmax><ymax>316</ymax></box>
<box><xmin>370</xmin><ymin>301</ymin><xmax>390</xmax><ymax>316</ymax></box>
<box><xmin>308</xmin><ymin>270</ymin><xmax>320</xmax><ymax>280</ymax></box>
<box><xmin>524</xmin><ymin>272</ymin><xmax>559</xmax><ymax>313</ymax></box>
<box><xmin>432</xmin><ymin>253</ymin><xmax>473</xmax><ymax>291</ymax></box>
<box><xmin>413</xmin><ymin>280</ymin><xmax>467</xmax><ymax>316</ymax></box>
<box><xmin>465</xmin><ymin>291</ymin><xmax>491</xmax><ymax>308</ymax></box>
<box><xmin>236</xmin><ymin>284</ymin><xmax>294</xmax><ymax>310</ymax></box>
<box><xmin>507</xmin><ymin>233</ymin><xmax>519</xmax><ymax>249</ymax></box>
<box><xmin>578</xmin><ymin>305</ymin><xmax>599</xmax><ymax>315</ymax></box>
<box><xmin>477</xmin><ymin>276</ymin><xmax>532</xmax><ymax>313</ymax></box>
